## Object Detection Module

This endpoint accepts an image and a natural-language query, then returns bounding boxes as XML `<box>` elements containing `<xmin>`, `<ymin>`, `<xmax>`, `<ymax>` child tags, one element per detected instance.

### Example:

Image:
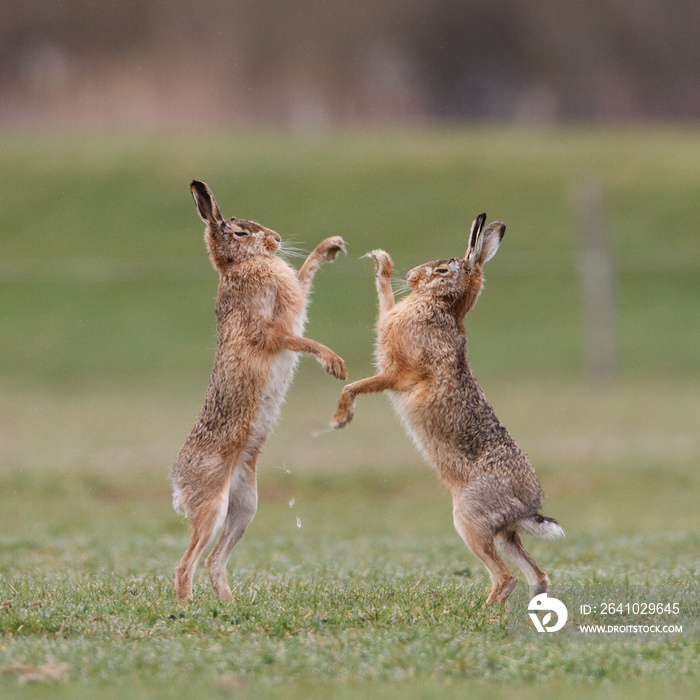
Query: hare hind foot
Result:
<box><xmin>485</xmin><ymin>575</ymin><xmax>518</xmax><ymax>606</ymax></box>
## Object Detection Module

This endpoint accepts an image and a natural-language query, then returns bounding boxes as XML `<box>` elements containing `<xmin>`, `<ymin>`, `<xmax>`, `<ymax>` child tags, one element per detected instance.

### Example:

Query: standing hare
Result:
<box><xmin>331</xmin><ymin>215</ymin><xmax>562</xmax><ymax>606</ymax></box>
<box><xmin>172</xmin><ymin>180</ymin><xmax>347</xmax><ymax>602</ymax></box>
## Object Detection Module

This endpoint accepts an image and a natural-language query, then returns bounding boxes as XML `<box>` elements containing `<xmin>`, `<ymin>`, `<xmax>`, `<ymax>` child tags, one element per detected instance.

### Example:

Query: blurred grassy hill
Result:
<box><xmin>1</xmin><ymin>127</ymin><xmax>699</xmax><ymax>481</ymax></box>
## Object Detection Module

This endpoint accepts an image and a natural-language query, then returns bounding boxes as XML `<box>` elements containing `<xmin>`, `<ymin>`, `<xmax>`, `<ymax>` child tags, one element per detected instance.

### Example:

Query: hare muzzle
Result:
<box><xmin>264</xmin><ymin>232</ymin><xmax>282</xmax><ymax>255</ymax></box>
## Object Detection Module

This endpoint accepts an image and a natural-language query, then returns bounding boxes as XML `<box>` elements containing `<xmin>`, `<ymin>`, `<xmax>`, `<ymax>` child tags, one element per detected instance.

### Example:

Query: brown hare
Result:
<box><xmin>331</xmin><ymin>214</ymin><xmax>562</xmax><ymax>606</ymax></box>
<box><xmin>172</xmin><ymin>180</ymin><xmax>347</xmax><ymax>602</ymax></box>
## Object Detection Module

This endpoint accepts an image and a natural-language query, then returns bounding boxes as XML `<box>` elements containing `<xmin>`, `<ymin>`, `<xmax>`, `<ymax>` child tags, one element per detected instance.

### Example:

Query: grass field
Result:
<box><xmin>1</xmin><ymin>126</ymin><xmax>699</xmax><ymax>698</ymax></box>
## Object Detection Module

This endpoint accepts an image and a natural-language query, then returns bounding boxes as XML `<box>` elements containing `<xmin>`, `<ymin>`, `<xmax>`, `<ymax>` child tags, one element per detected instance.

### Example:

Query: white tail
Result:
<box><xmin>518</xmin><ymin>514</ymin><xmax>565</xmax><ymax>539</ymax></box>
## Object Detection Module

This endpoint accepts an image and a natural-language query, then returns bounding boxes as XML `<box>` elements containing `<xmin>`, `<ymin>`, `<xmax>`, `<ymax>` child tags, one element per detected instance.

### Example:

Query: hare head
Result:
<box><xmin>406</xmin><ymin>214</ymin><xmax>506</xmax><ymax>315</ymax></box>
<box><xmin>190</xmin><ymin>180</ymin><xmax>282</xmax><ymax>271</ymax></box>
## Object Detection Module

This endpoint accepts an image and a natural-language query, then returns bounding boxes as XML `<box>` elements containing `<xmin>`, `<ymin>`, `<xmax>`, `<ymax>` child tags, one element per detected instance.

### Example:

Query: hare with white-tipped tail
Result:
<box><xmin>172</xmin><ymin>180</ymin><xmax>347</xmax><ymax>602</ymax></box>
<box><xmin>331</xmin><ymin>215</ymin><xmax>562</xmax><ymax>605</ymax></box>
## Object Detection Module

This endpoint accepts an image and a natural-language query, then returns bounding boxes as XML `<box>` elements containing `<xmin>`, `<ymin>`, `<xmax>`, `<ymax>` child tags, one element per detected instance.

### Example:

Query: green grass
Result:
<box><xmin>1</xmin><ymin>126</ymin><xmax>699</xmax><ymax>697</ymax></box>
<box><xmin>0</xmin><ymin>468</ymin><xmax>698</xmax><ymax>698</ymax></box>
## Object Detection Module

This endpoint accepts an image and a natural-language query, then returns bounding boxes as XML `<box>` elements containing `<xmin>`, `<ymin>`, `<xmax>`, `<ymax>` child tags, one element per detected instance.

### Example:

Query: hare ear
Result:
<box><xmin>465</xmin><ymin>213</ymin><xmax>486</xmax><ymax>263</ymax></box>
<box><xmin>478</xmin><ymin>221</ymin><xmax>506</xmax><ymax>264</ymax></box>
<box><xmin>190</xmin><ymin>180</ymin><xmax>223</xmax><ymax>225</ymax></box>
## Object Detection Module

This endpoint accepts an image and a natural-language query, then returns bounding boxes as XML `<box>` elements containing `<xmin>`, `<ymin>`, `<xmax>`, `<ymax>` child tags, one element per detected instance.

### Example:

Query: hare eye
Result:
<box><xmin>435</xmin><ymin>267</ymin><xmax>449</xmax><ymax>274</ymax></box>
<box><xmin>233</xmin><ymin>230</ymin><xmax>249</xmax><ymax>238</ymax></box>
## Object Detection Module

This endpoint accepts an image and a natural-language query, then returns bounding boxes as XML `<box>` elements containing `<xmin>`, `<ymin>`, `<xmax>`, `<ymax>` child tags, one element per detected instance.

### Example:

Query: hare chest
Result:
<box><xmin>380</xmin><ymin>352</ymin><xmax>436</xmax><ymax>465</ymax></box>
<box><xmin>247</xmin><ymin>281</ymin><xmax>307</xmax><ymax>449</ymax></box>
<box><xmin>378</xmin><ymin>311</ymin><xmax>459</xmax><ymax>467</ymax></box>
<box><xmin>386</xmin><ymin>389</ymin><xmax>436</xmax><ymax>465</ymax></box>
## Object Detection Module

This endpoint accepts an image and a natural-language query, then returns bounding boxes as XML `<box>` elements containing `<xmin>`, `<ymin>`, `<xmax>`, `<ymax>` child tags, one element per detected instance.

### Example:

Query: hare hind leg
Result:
<box><xmin>205</xmin><ymin>454</ymin><xmax>259</xmax><ymax>602</ymax></box>
<box><xmin>173</xmin><ymin>484</ymin><xmax>230</xmax><ymax>602</ymax></box>
<box><xmin>496</xmin><ymin>531</ymin><xmax>550</xmax><ymax>599</ymax></box>
<box><xmin>453</xmin><ymin>505</ymin><xmax>517</xmax><ymax>606</ymax></box>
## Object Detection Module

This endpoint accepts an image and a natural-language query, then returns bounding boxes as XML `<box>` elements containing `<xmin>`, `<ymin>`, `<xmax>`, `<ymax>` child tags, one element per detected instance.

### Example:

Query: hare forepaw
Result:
<box><xmin>323</xmin><ymin>352</ymin><xmax>347</xmax><ymax>381</ymax></box>
<box><xmin>331</xmin><ymin>389</ymin><xmax>355</xmax><ymax>429</ymax></box>
<box><xmin>362</xmin><ymin>249</ymin><xmax>393</xmax><ymax>278</ymax></box>
<box><xmin>331</xmin><ymin>406</ymin><xmax>353</xmax><ymax>429</ymax></box>
<box><xmin>316</xmin><ymin>236</ymin><xmax>346</xmax><ymax>263</ymax></box>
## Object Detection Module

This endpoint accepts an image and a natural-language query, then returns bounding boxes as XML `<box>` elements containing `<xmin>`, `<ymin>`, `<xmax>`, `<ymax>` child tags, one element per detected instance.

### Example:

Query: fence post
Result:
<box><xmin>574</xmin><ymin>181</ymin><xmax>619</xmax><ymax>382</ymax></box>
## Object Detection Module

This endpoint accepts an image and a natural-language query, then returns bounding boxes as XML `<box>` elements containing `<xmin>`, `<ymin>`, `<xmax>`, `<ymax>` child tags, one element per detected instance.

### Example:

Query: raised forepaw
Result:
<box><xmin>314</xmin><ymin>236</ymin><xmax>346</xmax><ymax>262</ymax></box>
<box><xmin>362</xmin><ymin>249</ymin><xmax>393</xmax><ymax>279</ymax></box>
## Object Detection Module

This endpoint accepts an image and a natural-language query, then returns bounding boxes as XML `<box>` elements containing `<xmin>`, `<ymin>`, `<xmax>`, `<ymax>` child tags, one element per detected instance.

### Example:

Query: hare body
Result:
<box><xmin>172</xmin><ymin>180</ymin><xmax>346</xmax><ymax>602</ymax></box>
<box><xmin>332</xmin><ymin>216</ymin><xmax>562</xmax><ymax>606</ymax></box>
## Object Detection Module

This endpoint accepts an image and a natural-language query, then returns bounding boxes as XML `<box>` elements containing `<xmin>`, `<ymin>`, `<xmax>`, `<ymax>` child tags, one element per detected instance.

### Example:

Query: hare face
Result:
<box><xmin>190</xmin><ymin>180</ymin><xmax>283</xmax><ymax>271</ymax></box>
<box><xmin>406</xmin><ymin>257</ymin><xmax>468</xmax><ymax>296</ymax></box>
<box><xmin>209</xmin><ymin>217</ymin><xmax>282</xmax><ymax>266</ymax></box>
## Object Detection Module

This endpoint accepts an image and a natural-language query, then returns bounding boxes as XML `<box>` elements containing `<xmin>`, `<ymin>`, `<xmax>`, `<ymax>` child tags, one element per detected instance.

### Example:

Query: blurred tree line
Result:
<box><xmin>2</xmin><ymin>0</ymin><xmax>699</xmax><ymax>129</ymax></box>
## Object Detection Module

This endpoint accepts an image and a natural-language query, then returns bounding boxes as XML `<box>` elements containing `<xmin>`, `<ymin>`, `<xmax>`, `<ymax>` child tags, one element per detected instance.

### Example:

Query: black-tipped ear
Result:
<box><xmin>466</xmin><ymin>213</ymin><xmax>486</xmax><ymax>260</ymax></box>
<box><xmin>190</xmin><ymin>180</ymin><xmax>223</xmax><ymax>225</ymax></box>
<box><xmin>479</xmin><ymin>221</ymin><xmax>506</xmax><ymax>264</ymax></box>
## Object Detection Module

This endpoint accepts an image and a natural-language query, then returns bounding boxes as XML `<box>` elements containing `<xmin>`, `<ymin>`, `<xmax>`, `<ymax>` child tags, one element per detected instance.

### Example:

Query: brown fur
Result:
<box><xmin>172</xmin><ymin>180</ymin><xmax>347</xmax><ymax>602</ymax></box>
<box><xmin>332</xmin><ymin>216</ymin><xmax>562</xmax><ymax>606</ymax></box>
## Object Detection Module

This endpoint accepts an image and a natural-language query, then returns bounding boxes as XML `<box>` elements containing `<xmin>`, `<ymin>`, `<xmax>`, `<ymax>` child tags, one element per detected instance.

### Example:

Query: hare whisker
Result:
<box><xmin>391</xmin><ymin>277</ymin><xmax>411</xmax><ymax>296</ymax></box>
<box><xmin>278</xmin><ymin>241</ymin><xmax>308</xmax><ymax>260</ymax></box>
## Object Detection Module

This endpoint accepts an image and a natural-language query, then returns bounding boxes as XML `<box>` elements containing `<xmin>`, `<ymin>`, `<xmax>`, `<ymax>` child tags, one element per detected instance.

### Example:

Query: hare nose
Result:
<box><xmin>272</xmin><ymin>232</ymin><xmax>281</xmax><ymax>243</ymax></box>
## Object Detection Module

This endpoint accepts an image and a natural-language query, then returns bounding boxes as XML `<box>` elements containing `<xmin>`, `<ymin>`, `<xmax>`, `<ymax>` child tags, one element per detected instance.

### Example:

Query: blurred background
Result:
<box><xmin>1</xmin><ymin>1</ymin><xmax>699</xmax><ymax>535</ymax></box>
<box><xmin>3</xmin><ymin>0</ymin><xmax>700</xmax><ymax>130</ymax></box>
